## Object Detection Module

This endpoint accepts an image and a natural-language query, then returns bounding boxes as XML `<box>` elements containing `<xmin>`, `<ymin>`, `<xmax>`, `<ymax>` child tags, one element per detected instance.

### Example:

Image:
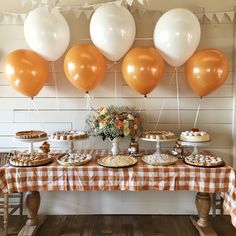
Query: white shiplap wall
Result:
<box><xmin>0</xmin><ymin>9</ymin><xmax>235</xmax><ymax>214</ymax></box>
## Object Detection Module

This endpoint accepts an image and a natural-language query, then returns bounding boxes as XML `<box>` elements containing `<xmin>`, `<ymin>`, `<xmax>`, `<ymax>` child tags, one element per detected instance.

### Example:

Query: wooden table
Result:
<box><xmin>1</xmin><ymin>150</ymin><xmax>236</xmax><ymax>236</ymax></box>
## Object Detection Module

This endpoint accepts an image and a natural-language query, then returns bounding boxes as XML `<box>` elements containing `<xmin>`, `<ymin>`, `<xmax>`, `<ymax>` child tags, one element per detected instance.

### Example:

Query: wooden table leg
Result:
<box><xmin>190</xmin><ymin>192</ymin><xmax>217</xmax><ymax>236</ymax></box>
<box><xmin>18</xmin><ymin>191</ymin><xmax>46</xmax><ymax>236</ymax></box>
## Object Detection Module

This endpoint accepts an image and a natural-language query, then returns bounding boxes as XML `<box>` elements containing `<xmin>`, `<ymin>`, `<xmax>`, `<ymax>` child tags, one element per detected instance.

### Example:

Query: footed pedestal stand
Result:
<box><xmin>13</xmin><ymin>137</ymin><xmax>48</xmax><ymax>154</ymax></box>
<box><xmin>49</xmin><ymin>137</ymin><xmax>89</xmax><ymax>154</ymax></box>
<box><xmin>178</xmin><ymin>140</ymin><xmax>211</xmax><ymax>156</ymax></box>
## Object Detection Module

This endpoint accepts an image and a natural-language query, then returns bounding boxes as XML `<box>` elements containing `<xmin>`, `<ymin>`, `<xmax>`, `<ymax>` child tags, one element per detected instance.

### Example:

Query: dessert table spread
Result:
<box><xmin>0</xmin><ymin>149</ymin><xmax>236</xmax><ymax>236</ymax></box>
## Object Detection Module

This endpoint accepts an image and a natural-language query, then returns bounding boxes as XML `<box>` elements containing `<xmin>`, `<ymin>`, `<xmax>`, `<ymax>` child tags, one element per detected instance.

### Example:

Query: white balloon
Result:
<box><xmin>153</xmin><ymin>8</ymin><xmax>201</xmax><ymax>67</ymax></box>
<box><xmin>24</xmin><ymin>7</ymin><xmax>70</xmax><ymax>61</ymax></box>
<box><xmin>90</xmin><ymin>4</ymin><xmax>136</xmax><ymax>61</ymax></box>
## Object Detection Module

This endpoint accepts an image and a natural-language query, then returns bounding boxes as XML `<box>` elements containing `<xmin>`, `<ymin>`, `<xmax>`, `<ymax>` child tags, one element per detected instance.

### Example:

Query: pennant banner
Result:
<box><xmin>0</xmin><ymin>0</ymin><xmax>233</xmax><ymax>25</ymax></box>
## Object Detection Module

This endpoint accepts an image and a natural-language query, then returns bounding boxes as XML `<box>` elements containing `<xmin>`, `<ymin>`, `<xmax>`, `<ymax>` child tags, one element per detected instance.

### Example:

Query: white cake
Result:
<box><xmin>180</xmin><ymin>129</ymin><xmax>210</xmax><ymax>142</ymax></box>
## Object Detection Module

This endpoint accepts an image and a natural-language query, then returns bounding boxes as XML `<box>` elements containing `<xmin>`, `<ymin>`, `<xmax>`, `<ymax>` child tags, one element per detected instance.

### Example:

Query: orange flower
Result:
<box><xmin>114</xmin><ymin>120</ymin><xmax>124</xmax><ymax>129</ymax></box>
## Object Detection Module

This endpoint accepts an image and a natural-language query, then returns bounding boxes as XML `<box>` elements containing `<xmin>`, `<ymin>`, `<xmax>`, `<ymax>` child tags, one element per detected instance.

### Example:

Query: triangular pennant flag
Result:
<box><xmin>73</xmin><ymin>9</ymin><xmax>82</xmax><ymax>18</ymax></box>
<box><xmin>83</xmin><ymin>2</ymin><xmax>90</xmax><ymax>8</ymax></box>
<box><xmin>83</xmin><ymin>10</ymin><xmax>93</xmax><ymax>20</ymax></box>
<box><xmin>226</xmin><ymin>11</ymin><xmax>235</xmax><ymax>22</ymax></box>
<box><xmin>137</xmin><ymin>0</ymin><xmax>144</xmax><ymax>5</ymax></box>
<box><xmin>215</xmin><ymin>12</ymin><xmax>225</xmax><ymax>23</ymax></box>
<box><xmin>3</xmin><ymin>14</ymin><xmax>12</xmax><ymax>24</ymax></box>
<box><xmin>204</xmin><ymin>12</ymin><xmax>214</xmax><ymax>22</ymax></box>
<box><xmin>195</xmin><ymin>13</ymin><xmax>203</xmax><ymax>23</ymax></box>
<box><xmin>137</xmin><ymin>8</ymin><xmax>146</xmax><ymax>17</ymax></box>
<box><xmin>32</xmin><ymin>0</ymin><xmax>39</xmax><ymax>7</ymax></box>
<box><xmin>115</xmin><ymin>0</ymin><xmax>122</xmax><ymax>7</ymax></box>
<box><xmin>21</xmin><ymin>0</ymin><xmax>30</xmax><ymax>6</ymax></box>
<box><xmin>20</xmin><ymin>13</ymin><xmax>26</xmax><ymax>23</ymax></box>
<box><xmin>92</xmin><ymin>3</ymin><xmax>102</xmax><ymax>11</ymax></box>
<box><xmin>41</xmin><ymin>0</ymin><xmax>49</xmax><ymax>4</ymax></box>
<box><xmin>130</xmin><ymin>7</ymin><xmax>136</xmax><ymax>13</ymax></box>
<box><xmin>126</xmin><ymin>0</ymin><xmax>134</xmax><ymax>6</ymax></box>
<box><xmin>14</xmin><ymin>14</ymin><xmax>22</xmax><ymax>24</ymax></box>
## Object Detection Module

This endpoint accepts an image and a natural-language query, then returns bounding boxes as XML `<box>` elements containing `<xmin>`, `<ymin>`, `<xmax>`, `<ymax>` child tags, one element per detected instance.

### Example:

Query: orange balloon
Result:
<box><xmin>3</xmin><ymin>49</ymin><xmax>48</xmax><ymax>97</ymax></box>
<box><xmin>185</xmin><ymin>49</ymin><xmax>229</xmax><ymax>97</ymax></box>
<box><xmin>64</xmin><ymin>44</ymin><xmax>105</xmax><ymax>92</ymax></box>
<box><xmin>122</xmin><ymin>47</ymin><xmax>165</xmax><ymax>96</ymax></box>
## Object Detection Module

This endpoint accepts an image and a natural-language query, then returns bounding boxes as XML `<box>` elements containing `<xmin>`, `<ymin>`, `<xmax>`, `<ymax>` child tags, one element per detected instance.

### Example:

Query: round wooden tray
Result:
<box><xmin>184</xmin><ymin>157</ymin><xmax>225</xmax><ymax>168</ymax></box>
<box><xmin>57</xmin><ymin>153</ymin><xmax>92</xmax><ymax>166</ymax></box>
<box><xmin>97</xmin><ymin>155</ymin><xmax>137</xmax><ymax>168</ymax></box>
<box><xmin>9</xmin><ymin>156</ymin><xmax>53</xmax><ymax>167</ymax></box>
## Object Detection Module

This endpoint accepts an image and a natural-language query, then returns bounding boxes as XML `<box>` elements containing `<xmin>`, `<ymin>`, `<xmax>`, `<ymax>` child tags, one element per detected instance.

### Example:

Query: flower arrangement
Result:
<box><xmin>86</xmin><ymin>105</ymin><xmax>143</xmax><ymax>141</ymax></box>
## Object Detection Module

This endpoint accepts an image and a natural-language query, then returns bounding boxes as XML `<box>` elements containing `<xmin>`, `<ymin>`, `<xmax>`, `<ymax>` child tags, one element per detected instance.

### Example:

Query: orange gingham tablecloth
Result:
<box><xmin>0</xmin><ymin>149</ymin><xmax>236</xmax><ymax>227</ymax></box>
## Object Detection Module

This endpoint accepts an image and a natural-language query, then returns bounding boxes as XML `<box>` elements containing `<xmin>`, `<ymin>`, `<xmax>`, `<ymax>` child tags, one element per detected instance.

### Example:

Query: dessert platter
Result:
<box><xmin>178</xmin><ymin>128</ymin><xmax>211</xmax><ymax>156</ymax></box>
<box><xmin>97</xmin><ymin>155</ymin><xmax>137</xmax><ymax>168</ymax></box>
<box><xmin>141</xmin><ymin>130</ymin><xmax>177</xmax><ymax>166</ymax></box>
<box><xmin>142</xmin><ymin>130</ymin><xmax>177</xmax><ymax>141</ymax></box>
<box><xmin>50</xmin><ymin>131</ymin><xmax>88</xmax><ymax>140</ymax></box>
<box><xmin>142</xmin><ymin>153</ymin><xmax>178</xmax><ymax>166</ymax></box>
<box><xmin>49</xmin><ymin>130</ymin><xmax>89</xmax><ymax>153</ymax></box>
<box><xmin>9</xmin><ymin>152</ymin><xmax>53</xmax><ymax>167</ymax></box>
<box><xmin>57</xmin><ymin>153</ymin><xmax>92</xmax><ymax>166</ymax></box>
<box><xmin>13</xmin><ymin>130</ymin><xmax>48</xmax><ymax>153</ymax></box>
<box><xmin>184</xmin><ymin>154</ymin><xmax>225</xmax><ymax>167</ymax></box>
<box><xmin>15</xmin><ymin>130</ymin><xmax>47</xmax><ymax>139</ymax></box>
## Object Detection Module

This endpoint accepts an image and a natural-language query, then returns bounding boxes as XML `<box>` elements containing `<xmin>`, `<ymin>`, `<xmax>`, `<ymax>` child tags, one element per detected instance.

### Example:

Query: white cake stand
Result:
<box><xmin>141</xmin><ymin>138</ymin><xmax>177</xmax><ymax>158</ymax></box>
<box><xmin>178</xmin><ymin>140</ymin><xmax>211</xmax><ymax>156</ymax></box>
<box><xmin>49</xmin><ymin>137</ymin><xmax>89</xmax><ymax>153</ymax></box>
<box><xmin>13</xmin><ymin>137</ymin><xmax>48</xmax><ymax>154</ymax></box>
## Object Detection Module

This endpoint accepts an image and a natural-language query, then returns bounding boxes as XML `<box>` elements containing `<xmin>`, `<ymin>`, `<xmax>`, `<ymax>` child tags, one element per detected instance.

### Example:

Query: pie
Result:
<box><xmin>180</xmin><ymin>128</ymin><xmax>210</xmax><ymax>142</ymax></box>
<box><xmin>9</xmin><ymin>153</ymin><xmax>52</xmax><ymax>167</ymax></box>
<box><xmin>97</xmin><ymin>155</ymin><xmax>137</xmax><ymax>167</ymax></box>
<box><xmin>15</xmin><ymin>130</ymin><xmax>47</xmax><ymax>139</ymax></box>
<box><xmin>50</xmin><ymin>131</ymin><xmax>88</xmax><ymax>141</ymax></box>
<box><xmin>184</xmin><ymin>154</ymin><xmax>224</xmax><ymax>167</ymax></box>
<box><xmin>57</xmin><ymin>153</ymin><xmax>92</xmax><ymax>166</ymax></box>
<box><xmin>142</xmin><ymin>130</ymin><xmax>177</xmax><ymax>140</ymax></box>
<box><xmin>142</xmin><ymin>154</ymin><xmax>178</xmax><ymax>166</ymax></box>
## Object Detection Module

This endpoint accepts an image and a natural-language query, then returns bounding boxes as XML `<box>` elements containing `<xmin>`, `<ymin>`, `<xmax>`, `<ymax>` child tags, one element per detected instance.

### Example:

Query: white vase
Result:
<box><xmin>110</xmin><ymin>137</ymin><xmax>120</xmax><ymax>155</ymax></box>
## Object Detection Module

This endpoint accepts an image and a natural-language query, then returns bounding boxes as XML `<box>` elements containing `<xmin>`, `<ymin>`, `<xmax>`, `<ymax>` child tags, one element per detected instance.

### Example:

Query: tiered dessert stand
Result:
<box><xmin>142</xmin><ymin>137</ymin><xmax>177</xmax><ymax>157</ymax></box>
<box><xmin>49</xmin><ymin>137</ymin><xmax>89</xmax><ymax>153</ymax></box>
<box><xmin>13</xmin><ymin>137</ymin><xmax>48</xmax><ymax>154</ymax></box>
<box><xmin>177</xmin><ymin>140</ymin><xmax>211</xmax><ymax>156</ymax></box>
<box><xmin>141</xmin><ymin>137</ymin><xmax>178</xmax><ymax>165</ymax></box>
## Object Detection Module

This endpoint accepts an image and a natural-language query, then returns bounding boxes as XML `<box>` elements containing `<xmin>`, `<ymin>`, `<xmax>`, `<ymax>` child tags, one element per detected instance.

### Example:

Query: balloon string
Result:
<box><xmin>155</xmin><ymin>100</ymin><xmax>165</xmax><ymax>129</ymax></box>
<box><xmin>84</xmin><ymin>92</ymin><xmax>93</xmax><ymax>116</ymax></box>
<box><xmin>155</xmin><ymin>70</ymin><xmax>175</xmax><ymax>129</ymax></box>
<box><xmin>114</xmin><ymin>61</ymin><xmax>117</xmax><ymax>104</ymax></box>
<box><xmin>144</xmin><ymin>95</ymin><xmax>148</xmax><ymax>122</ymax></box>
<box><xmin>27</xmin><ymin>98</ymin><xmax>32</xmax><ymax>123</ymax></box>
<box><xmin>52</xmin><ymin>63</ymin><xmax>59</xmax><ymax>111</ymax></box>
<box><xmin>175</xmin><ymin>67</ymin><xmax>181</xmax><ymax>130</ymax></box>
<box><xmin>193</xmin><ymin>97</ymin><xmax>202</xmax><ymax>128</ymax></box>
<box><xmin>30</xmin><ymin>98</ymin><xmax>38</xmax><ymax>112</ymax></box>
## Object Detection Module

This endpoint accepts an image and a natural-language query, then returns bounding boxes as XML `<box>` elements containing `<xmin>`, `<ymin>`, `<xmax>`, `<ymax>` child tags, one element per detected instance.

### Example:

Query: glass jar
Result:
<box><xmin>128</xmin><ymin>137</ymin><xmax>139</xmax><ymax>155</ymax></box>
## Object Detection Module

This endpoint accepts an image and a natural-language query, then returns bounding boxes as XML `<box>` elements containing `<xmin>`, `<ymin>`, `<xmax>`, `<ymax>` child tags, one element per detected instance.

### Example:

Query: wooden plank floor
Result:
<box><xmin>1</xmin><ymin>215</ymin><xmax>236</xmax><ymax>236</ymax></box>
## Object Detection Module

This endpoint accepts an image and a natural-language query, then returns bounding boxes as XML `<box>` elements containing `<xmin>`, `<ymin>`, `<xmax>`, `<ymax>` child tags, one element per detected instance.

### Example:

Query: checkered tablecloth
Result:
<box><xmin>0</xmin><ymin>149</ymin><xmax>236</xmax><ymax>227</ymax></box>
